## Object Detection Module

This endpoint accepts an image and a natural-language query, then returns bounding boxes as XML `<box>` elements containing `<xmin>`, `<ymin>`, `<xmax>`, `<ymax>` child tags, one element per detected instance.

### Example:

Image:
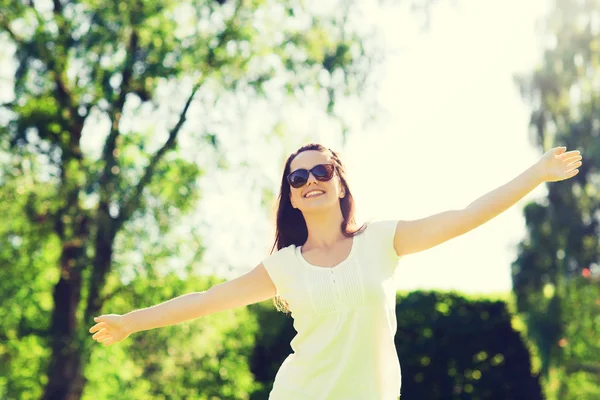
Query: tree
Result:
<box><xmin>0</xmin><ymin>0</ymin><xmax>385</xmax><ymax>398</ymax></box>
<box><xmin>394</xmin><ymin>291</ymin><xmax>542</xmax><ymax>399</ymax></box>
<box><xmin>514</xmin><ymin>0</ymin><xmax>600</xmax><ymax>397</ymax></box>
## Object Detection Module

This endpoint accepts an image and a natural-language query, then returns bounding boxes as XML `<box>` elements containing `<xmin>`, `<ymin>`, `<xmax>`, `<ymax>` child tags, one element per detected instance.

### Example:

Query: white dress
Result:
<box><xmin>262</xmin><ymin>220</ymin><xmax>402</xmax><ymax>400</ymax></box>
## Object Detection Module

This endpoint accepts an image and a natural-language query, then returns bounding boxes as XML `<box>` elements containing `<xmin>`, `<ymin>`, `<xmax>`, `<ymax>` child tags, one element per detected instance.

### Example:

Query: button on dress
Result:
<box><xmin>262</xmin><ymin>220</ymin><xmax>402</xmax><ymax>400</ymax></box>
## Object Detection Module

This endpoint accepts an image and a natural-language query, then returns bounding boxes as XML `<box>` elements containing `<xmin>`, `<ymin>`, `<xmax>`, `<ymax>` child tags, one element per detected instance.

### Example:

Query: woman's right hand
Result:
<box><xmin>89</xmin><ymin>314</ymin><xmax>131</xmax><ymax>346</ymax></box>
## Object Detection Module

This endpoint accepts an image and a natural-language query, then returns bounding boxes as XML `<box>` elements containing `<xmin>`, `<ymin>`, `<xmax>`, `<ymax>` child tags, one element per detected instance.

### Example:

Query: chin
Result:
<box><xmin>300</xmin><ymin>197</ymin><xmax>338</xmax><ymax>212</ymax></box>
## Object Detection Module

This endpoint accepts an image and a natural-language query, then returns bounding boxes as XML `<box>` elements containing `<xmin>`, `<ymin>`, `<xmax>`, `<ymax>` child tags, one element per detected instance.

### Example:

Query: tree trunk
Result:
<box><xmin>85</xmin><ymin>209</ymin><xmax>116</xmax><ymax>323</ymax></box>
<box><xmin>42</xmin><ymin>238</ymin><xmax>87</xmax><ymax>400</ymax></box>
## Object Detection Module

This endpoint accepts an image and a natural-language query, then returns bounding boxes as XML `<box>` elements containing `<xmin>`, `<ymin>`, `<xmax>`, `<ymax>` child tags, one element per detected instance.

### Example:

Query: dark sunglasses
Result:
<box><xmin>287</xmin><ymin>164</ymin><xmax>335</xmax><ymax>189</ymax></box>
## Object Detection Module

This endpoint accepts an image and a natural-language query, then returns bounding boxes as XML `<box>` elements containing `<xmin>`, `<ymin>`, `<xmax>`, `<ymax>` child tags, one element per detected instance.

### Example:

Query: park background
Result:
<box><xmin>1</xmin><ymin>0</ymin><xmax>599</xmax><ymax>399</ymax></box>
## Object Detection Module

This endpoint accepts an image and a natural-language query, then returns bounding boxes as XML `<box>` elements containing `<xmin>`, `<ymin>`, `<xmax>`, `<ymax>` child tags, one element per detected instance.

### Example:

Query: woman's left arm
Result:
<box><xmin>393</xmin><ymin>147</ymin><xmax>582</xmax><ymax>257</ymax></box>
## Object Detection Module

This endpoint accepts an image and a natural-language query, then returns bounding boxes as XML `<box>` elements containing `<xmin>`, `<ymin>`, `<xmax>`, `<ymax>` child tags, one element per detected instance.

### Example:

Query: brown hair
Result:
<box><xmin>270</xmin><ymin>143</ymin><xmax>366</xmax><ymax>314</ymax></box>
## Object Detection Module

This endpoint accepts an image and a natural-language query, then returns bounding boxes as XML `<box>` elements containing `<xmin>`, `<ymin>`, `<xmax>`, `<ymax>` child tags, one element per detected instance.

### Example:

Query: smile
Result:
<box><xmin>304</xmin><ymin>190</ymin><xmax>325</xmax><ymax>198</ymax></box>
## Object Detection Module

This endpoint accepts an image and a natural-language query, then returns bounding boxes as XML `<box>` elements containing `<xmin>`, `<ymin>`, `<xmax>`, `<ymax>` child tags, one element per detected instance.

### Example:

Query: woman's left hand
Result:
<box><xmin>536</xmin><ymin>146</ymin><xmax>583</xmax><ymax>183</ymax></box>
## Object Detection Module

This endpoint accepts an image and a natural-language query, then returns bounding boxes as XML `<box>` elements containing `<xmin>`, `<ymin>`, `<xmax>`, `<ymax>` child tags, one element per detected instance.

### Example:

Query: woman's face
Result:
<box><xmin>288</xmin><ymin>150</ymin><xmax>345</xmax><ymax>213</ymax></box>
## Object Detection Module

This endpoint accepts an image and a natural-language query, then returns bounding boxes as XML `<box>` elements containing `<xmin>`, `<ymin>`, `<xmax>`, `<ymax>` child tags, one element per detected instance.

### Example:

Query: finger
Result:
<box><xmin>560</xmin><ymin>155</ymin><xmax>582</xmax><ymax>164</ymax></box>
<box><xmin>92</xmin><ymin>328</ymin><xmax>107</xmax><ymax>340</ymax></box>
<box><xmin>89</xmin><ymin>323</ymin><xmax>104</xmax><ymax>334</ymax></box>
<box><xmin>567</xmin><ymin>169</ymin><xmax>579</xmax><ymax>178</ymax></box>
<box><xmin>563</xmin><ymin>155</ymin><xmax>583</xmax><ymax>164</ymax></box>
<box><xmin>559</xmin><ymin>150</ymin><xmax>580</xmax><ymax>159</ymax></box>
<box><xmin>92</xmin><ymin>328</ymin><xmax>105</xmax><ymax>339</ymax></box>
<box><xmin>94</xmin><ymin>332</ymin><xmax>110</xmax><ymax>341</ymax></box>
<box><xmin>553</xmin><ymin>146</ymin><xmax>567</xmax><ymax>154</ymax></box>
<box><xmin>566</xmin><ymin>161</ymin><xmax>582</xmax><ymax>170</ymax></box>
<box><xmin>103</xmin><ymin>339</ymin><xmax>114</xmax><ymax>346</ymax></box>
<box><xmin>94</xmin><ymin>334</ymin><xmax>107</xmax><ymax>342</ymax></box>
<box><xmin>97</xmin><ymin>334</ymin><xmax>112</xmax><ymax>343</ymax></box>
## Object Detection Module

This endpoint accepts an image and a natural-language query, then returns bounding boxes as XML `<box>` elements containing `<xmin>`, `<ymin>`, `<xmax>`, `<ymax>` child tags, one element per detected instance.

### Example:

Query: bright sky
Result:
<box><xmin>201</xmin><ymin>0</ymin><xmax>552</xmax><ymax>294</ymax></box>
<box><xmin>345</xmin><ymin>0</ymin><xmax>551</xmax><ymax>293</ymax></box>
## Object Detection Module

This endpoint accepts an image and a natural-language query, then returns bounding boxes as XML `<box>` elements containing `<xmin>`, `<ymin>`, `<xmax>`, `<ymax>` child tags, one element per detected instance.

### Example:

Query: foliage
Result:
<box><xmin>0</xmin><ymin>160</ymin><xmax>57</xmax><ymax>400</ymax></box>
<box><xmin>394</xmin><ymin>291</ymin><xmax>542</xmax><ymax>399</ymax></box>
<box><xmin>82</xmin><ymin>273</ymin><xmax>261</xmax><ymax>400</ymax></box>
<box><xmin>513</xmin><ymin>0</ymin><xmax>600</xmax><ymax>397</ymax></box>
<box><xmin>247</xmin><ymin>301</ymin><xmax>297</xmax><ymax>399</ymax></box>
<box><xmin>0</xmin><ymin>0</ymin><xmax>383</xmax><ymax>398</ymax></box>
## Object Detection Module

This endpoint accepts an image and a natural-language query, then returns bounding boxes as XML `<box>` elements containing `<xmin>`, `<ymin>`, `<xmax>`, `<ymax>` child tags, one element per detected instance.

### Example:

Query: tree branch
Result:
<box><xmin>115</xmin><ymin>30</ymin><xmax>139</xmax><ymax>113</ymax></box>
<box><xmin>117</xmin><ymin>81</ymin><xmax>203</xmax><ymax>228</ymax></box>
<box><xmin>53</xmin><ymin>71</ymin><xmax>76</xmax><ymax>124</ymax></box>
<box><xmin>565</xmin><ymin>362</ymin><xmax>600</xmax><ymax>376</ymax></box>
<box><xmin>98</xmin><ymin>28</ymin><xmax>140</xmax><ymax>206</ymax></box>
<box><xmin>113</xmin><ymin>1</ymin><xmax>246</xmax><ymax>228</ymax></box>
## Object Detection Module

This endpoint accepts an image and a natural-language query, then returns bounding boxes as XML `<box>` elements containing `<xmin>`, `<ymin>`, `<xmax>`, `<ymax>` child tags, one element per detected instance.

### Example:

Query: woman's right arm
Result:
<box><xmin>90</xmin><ymin>263</ymin><xmax>276</xmax><ymax>344</ymax></box>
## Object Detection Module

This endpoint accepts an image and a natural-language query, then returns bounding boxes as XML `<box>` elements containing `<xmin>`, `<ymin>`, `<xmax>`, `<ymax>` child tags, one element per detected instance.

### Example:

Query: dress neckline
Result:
<box><xmin>296</xmin><ymin>234</ymin><xmax>359</xmax><ymax>270</ymax></box>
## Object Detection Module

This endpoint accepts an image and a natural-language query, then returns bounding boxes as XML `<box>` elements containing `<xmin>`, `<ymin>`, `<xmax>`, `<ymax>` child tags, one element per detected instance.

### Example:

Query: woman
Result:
<box><xmin>89</xmin><ymin>143</ymin><xmax>582</xmax><ymax>399</ymax></box>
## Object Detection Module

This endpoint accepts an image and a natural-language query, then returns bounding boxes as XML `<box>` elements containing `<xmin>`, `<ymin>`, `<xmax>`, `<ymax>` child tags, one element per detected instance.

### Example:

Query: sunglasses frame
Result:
<box><xmin>287</xmin><ymin>163</ymin><xmax>336</xmax><ymax>189</ymax></box>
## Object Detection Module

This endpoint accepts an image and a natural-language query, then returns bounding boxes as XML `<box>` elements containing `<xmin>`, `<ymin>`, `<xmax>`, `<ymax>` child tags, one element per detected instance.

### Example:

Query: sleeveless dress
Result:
<box><xmin>261</xmin><ymin>220</ymin><xmax>402</xmax><ymax>400</ymax></box>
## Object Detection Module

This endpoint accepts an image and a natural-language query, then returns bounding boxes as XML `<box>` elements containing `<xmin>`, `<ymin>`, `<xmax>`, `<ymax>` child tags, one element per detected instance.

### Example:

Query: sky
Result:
<box><xmin>200</xmin><ymin>0</ymin><xmax>553</xmax><ymax>294</ymax></box>
<box><xmin>345</xmin><ymin>0</ymin><xmax>551</xmax><ymax>293</ymax></box>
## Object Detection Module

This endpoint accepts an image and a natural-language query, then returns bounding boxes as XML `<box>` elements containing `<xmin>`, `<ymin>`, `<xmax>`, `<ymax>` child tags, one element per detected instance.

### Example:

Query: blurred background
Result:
<box><xmin>1</xmin><ymin>0</ymin><xmax>599</xmax><ymax>398</ymax></box>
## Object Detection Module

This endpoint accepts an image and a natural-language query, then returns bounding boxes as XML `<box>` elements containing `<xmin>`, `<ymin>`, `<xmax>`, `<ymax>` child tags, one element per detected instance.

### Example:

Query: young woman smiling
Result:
<box><xmin>90</xmin><ymin>143</ymin><xmax>582</xmax><ymax>399</ymax></box>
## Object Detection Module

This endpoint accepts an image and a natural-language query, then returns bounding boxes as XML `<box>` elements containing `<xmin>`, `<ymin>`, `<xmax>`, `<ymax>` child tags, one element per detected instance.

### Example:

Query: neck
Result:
<box><xmin>302</xmin><ymin>206</ymin><xmax>348</xmax><ymax>249</ymax></box>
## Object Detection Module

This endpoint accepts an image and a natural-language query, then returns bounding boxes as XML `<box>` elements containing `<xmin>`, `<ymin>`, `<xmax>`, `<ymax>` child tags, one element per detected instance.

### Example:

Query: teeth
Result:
<box><xmin>305</xmin><ymin>190</ymin><xmax>324</xmax><ymax>198</ymax></box>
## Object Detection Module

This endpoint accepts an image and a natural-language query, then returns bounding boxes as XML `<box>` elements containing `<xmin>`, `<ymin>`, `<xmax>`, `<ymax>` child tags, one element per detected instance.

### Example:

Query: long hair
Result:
<box><xmin>270</xmin><ymin>143</ymin><xmax>366</xmax><ymax>314</ymax></box>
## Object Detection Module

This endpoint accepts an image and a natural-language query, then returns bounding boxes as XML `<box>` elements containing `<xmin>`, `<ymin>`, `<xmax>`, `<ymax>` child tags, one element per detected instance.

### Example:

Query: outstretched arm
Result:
<box><xmin>90</xmin><ymin>263</ymin><xmax>276</xmax><ymax>346</ymax></box>
<box><xmin>392</xmin><ymin>147</ymin><xmax>582</xmax><ymax>257</ymax></box>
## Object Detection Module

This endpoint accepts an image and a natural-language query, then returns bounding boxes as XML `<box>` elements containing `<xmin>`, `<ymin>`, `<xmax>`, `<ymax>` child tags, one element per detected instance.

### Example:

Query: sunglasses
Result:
<box><xmin>287</xmin><ymin>163</ymin><xmax>335</xmax><ymax>189</ymax></box>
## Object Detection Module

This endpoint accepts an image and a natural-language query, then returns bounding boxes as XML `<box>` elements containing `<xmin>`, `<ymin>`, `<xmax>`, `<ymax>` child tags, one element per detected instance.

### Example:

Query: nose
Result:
<box><xmin>306</xmin><ymin>171</ymin><xmax>319</xmax><ymax>185</ymax></box>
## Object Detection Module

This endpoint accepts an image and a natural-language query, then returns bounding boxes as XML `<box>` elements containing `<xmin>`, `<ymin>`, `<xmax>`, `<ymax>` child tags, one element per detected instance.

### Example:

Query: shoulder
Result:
<box><xmin>364</xmin><ymin>219</ymin><xmax>399</xmax><ymax>240</ymax></box>
<box><xmin>363</xmin><ymin>219</ymin><xmax>400</xmax><ymax>259</ymax></box>
<box><xmin>261</xmin><ymin>244</ymin><xmax>298</xmax><ymax>294</ymax></box>
<box><xmin>262</xmin><ymin>244</ymin><xmax>297</xmax><ymax>269</ymax></box>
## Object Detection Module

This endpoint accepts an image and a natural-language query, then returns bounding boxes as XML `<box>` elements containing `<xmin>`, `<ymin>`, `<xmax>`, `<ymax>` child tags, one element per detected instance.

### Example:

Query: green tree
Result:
<box><xmin>514</xmin><ymin>0</ymin><xmax>600</xmax><ymax>398</ymax></box>
<box><xmin>394</xmin><ymin>291</ymin><xmax>542</xmax><ymax>400</ymax></box>
<box><xmin>0</xmin><ymin>0</ymin><xmax>384</xmax><ymax>398</ymax></box>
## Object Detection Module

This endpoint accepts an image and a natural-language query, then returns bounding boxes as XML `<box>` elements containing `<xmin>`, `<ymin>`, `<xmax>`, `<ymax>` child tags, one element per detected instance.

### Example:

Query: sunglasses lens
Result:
<box><xmin>287</xmin><ymin>164</ymin><xmax>334</xmax><ymax>188</ymax></box>
<box><xmin>313</xmin><ymin>164</ymin><xmax>334</xmax><ymax>180</ymax></box>
<box><xmin>288</xmin><ymin>170</ymin><xmax>308</xmax><ymax>188</ymax></box>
